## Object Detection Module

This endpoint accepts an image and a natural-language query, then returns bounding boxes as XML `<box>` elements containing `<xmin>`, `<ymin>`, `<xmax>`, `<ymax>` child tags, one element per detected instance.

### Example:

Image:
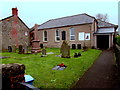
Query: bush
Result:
<box><xmin>115</xmin><ymin>35</ymin><xmax>120</xmax><ymax>46</ymax></box>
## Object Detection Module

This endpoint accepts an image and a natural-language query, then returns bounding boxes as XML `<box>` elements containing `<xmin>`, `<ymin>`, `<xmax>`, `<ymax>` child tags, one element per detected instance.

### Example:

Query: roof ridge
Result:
<box><xmin>1</xmin><ymin>15</ymin><xmax>13</xmax><ymax>21</ymax></box>
<box><xmin>50</xmin><ymin>13</ymin><xmax>93</xmax><ymax>21</ymax></box>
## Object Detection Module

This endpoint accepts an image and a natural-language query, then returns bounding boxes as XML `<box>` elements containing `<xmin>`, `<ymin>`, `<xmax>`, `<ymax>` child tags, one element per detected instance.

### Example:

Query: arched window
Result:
<box><xmin>55</xmin><ymin>29</ymin><xmax>60</xmax><ymax>41</ymax></box>
<box><xmin>70</xmin><ymin>28</ymin><xmax>75</xmax><ymax>40</ymax></box>
<box><xmin>43</xmin><ymin>31</ymin><xmax>47</xmax><ymax>41</ymax></box>
<box><xmin>62</xmin><ymin>31</ymin><xmax>66</xmax><ymax>40</ymax></box>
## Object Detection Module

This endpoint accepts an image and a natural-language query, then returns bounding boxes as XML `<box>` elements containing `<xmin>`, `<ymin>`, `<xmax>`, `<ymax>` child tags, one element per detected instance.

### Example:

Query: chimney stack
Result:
<box><xmin>12</xmin><ymin>8</ymin><xmax>18</xmax><ymax>16</ymax></box>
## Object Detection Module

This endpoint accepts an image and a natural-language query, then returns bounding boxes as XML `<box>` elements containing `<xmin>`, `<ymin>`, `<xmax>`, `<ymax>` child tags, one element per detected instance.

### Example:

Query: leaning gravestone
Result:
<box><xmin>19</xmin><ymin>45</ymin><xmax>23</xmax><ymax>54</ymax></box>
<box><xmin>61</xmin><ymin>40</ymin><xmax>70</xmax><ymax>58</ymax></box>
<box><xmin>2</xmin><ymin>63</ymin><xmax>25</xmax><ymax>89</ymax></box>
<box><xmin>12</xmin><ymin>45</ymin><xmax>16</xmax><ymax>53</ymax></box>
<box><xmin>8</xmin><ymin>46</ymin><xmax>12</xmax><ymax>52</ymax></box>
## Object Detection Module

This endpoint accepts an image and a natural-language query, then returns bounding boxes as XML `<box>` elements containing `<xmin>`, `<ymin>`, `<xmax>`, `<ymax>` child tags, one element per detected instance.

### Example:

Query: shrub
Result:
<box><xmin>115</xmin><ymin>35</ymin><xmax>120</xmax><ymax>46</ymax></box>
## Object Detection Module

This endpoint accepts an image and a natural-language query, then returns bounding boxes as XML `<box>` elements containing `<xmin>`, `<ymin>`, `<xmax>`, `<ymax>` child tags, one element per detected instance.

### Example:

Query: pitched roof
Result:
<box><xmin>0</xmin><ymin>15</ymin><xmax>30</xmax><ymax>30</ymax></box>
<box><xmin>38</xmin><ymin>13</ymin><xmax>95</xmax><ymax>29</ymax></box>
<box><xmin>97</xmin><ymin>19</ymin><xmax>117</xmax><ymax>28</ymax></box>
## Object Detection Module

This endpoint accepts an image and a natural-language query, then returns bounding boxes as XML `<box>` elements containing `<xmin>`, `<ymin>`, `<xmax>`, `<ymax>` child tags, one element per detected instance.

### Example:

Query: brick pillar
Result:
<box><xmin>2</xmin><ymin>63</ymin><xmax>25</xmax><ymax>89</ymax></box>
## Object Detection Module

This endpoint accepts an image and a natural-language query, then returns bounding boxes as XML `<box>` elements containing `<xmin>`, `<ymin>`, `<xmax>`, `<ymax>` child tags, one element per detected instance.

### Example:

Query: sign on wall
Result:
<box><xmin>79</xmin><ymin>32</ymin><xmax>84</xmax><ymax>40</ymax></box>
<box><xmin>85</xmin><ymin>33</ymin><xmax>90</xmax><ymax>40</ymax></box>
<box><xmin>79</xmin><ymin>32</ymin><xmax>90</xmax><ymax>40</ymax></box>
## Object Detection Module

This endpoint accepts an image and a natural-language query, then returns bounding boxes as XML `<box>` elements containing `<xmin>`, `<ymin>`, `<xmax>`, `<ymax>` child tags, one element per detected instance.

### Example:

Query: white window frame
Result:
<box><xmin>79</xmin><ymin>32</ymin><xmax>85</xmax><ymax>41</ymax></box>
<box><xmin>55</xmin><ymin>29</ymin><xmax>60</xmax><ymax>42</ymax></box>
<box><xmin>43</xmin><ymin>31</ymin><xmax>48</xmax><ymax>42</ymax></box>
<box><xmin>70</xmin><ymin>28</ymin><xmax>75</xmax><ymax>41</ymax></box>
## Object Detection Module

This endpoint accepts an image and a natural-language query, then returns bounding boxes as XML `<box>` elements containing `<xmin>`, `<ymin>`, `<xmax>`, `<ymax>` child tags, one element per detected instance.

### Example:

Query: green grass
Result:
<box><xmin>2</xmin><ymin>48</ymin><xmax>101</xmax><ymax>88</ymax></box>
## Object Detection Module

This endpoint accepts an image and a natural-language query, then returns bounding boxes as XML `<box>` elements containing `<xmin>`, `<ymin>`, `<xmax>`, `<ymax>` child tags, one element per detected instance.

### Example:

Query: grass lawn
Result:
<box><xmin>1</xmin><ymin>48</ymin><xmax>101</xmax><ymax>88</ymax></box>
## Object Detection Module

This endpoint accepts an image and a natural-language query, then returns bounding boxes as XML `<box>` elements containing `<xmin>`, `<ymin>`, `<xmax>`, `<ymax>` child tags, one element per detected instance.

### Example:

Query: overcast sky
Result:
<box><xmin>0</xmin><ymin>0</ymin><xmax>119</xmax><ymax>28</ymax></box>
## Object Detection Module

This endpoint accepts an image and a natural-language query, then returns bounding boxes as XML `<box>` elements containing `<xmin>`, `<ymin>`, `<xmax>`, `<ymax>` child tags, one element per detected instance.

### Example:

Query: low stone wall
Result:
<box><xmin>114</xmin><ymin>44</ymin><xmax>120</xmax><ymax>69</ymax></box>
<box><xmin>1</xmin><ymin>63</ymin><xmax>25</xmax><ymax>89</ymax></box>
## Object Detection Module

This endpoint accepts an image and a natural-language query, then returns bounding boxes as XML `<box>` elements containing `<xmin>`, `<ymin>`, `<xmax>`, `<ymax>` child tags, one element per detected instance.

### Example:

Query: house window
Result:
<box><xmin>55</xmin><ymin>30</ymin><xmax>60</xmax><ymax>41</ymax></box>
<box><xmin>25</xmin><ymin>32</ymin><xmax>28</xmax><ymax>36</ymax></box>
<box><xmin>43</xmin><ymin>31</ymin><xmax>47</xmax><ymax>42</ymax></box>
<box><xmin>70</xmin><ymin>28</ymin><xmax>75</xmax><ymax>40</ymax></box>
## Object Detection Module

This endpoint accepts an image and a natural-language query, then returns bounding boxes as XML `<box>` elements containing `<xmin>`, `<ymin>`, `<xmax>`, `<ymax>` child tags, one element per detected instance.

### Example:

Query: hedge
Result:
<box><xmin>115</xmin><ymin>35</ymin><xmax>120</xmax><ymax>46</ymax></box>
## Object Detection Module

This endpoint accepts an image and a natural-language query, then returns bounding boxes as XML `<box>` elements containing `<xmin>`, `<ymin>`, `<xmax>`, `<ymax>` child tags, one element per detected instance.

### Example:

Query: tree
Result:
<box><xmin>96</xmin><ymin>13</ymin><xmax>109</xmax><ymax>22</ymax></box>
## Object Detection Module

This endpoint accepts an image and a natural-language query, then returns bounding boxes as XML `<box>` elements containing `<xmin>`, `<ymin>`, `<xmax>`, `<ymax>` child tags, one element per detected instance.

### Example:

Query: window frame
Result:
<box><xmin>43</xmin><ymin>31</ymin><xmax>48</xmax><ymax>42</ymax></box>
<box><xmin>55</xmin><ymin>29</ymin><xmax>60</xmax><ymax>42</ymax></box>
<box><xmin>70</xmin><ymin>27</ymin><xmax>75</xmax><ymax>41</ymax></box>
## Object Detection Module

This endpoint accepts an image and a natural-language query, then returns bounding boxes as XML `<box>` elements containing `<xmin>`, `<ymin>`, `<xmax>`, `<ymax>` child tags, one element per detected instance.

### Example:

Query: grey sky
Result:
<box><xmin>0</xmin><ymin>1</ymin><xmax>119</xmax><ymax>28</ymax></box>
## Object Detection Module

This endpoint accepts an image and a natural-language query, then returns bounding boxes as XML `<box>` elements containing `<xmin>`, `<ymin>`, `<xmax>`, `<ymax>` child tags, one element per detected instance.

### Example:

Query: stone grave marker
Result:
<box><xmin>12</xmin><ymin>45</ymin><xmax>16</xmax><ymax>53</ymax></box>
<box><xmin>24</xmin><ymin>46</ymin><xmax>28</xmax><ymax>54</ymax></box>
<box><xmin>61</xmin><ymin>40</ymin><xmax>70</xmax><ymax>58</ymax></box>
<box><xmin>19</xmin><ymin>45</ymin><xmax>23</xmax><ymax>54</ymax></box>
<box><xmin>41</xmin><ymin>48</ymin><xmax>47</xmax><ymax>57</ymax></box>
<box><xmin>8</xmin><ymin>46</ymin><xmax>12</xmax><ymax>52</ymax></box>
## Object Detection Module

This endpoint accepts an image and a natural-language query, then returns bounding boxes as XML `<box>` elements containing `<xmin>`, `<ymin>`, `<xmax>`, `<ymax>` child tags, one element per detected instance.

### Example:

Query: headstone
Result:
<box><xmin>2</xmin><ymin>63</ymin><xmax>25</xmax><ymax>89</ymax></box>
<box><xmin>24</xmin><ymin>46</ymin><xmax>28</xmax><ymax>54</ymax></box>
<box><xmin>19</xmin><ymin>45</ymin><xmax>23</xmax><ymax>54</ymax></box>
<box><xmin>61</xmin><ymin>40</ymin><xmax>70</xmax><ymax>58</ymax></box>
<box><xmin>12</xmin><ymin>45</ymin><xmax>16</xmax><ymax>53</ymax></box>
<box><xmin>41</xmin><ymin>49</ymin><xmax>47</xmax><ymax>57</ymax></box>
<box><xmin>8</xmin><ymin>46</ymin><xmax>12</xmax><ymax>52</ymax></box>
<box><xmin>72</xmin><ymin>44</ymin><xmax>76</xmax><ymax>49</ymax></box>
<box><xmin>77</xmin><ymin>44</ymin><xmax>81</xmax><ymax>49</ymax></box>
<box><xmin>42</xmin><ymin>49</ymin><xmax>46</xmax><ymax>55</ymax></box>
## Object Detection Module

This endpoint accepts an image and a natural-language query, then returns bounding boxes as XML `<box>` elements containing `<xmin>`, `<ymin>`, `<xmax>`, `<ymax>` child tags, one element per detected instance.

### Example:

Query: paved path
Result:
<box><xmin>72</xmin><ymin>50</ymin><xmax>120</xmax><ymax>88</ymax></box>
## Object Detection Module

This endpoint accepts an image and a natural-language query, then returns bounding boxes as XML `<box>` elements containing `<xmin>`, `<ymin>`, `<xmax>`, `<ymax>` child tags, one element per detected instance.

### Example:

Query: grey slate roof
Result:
<box><xmin>38</xmin><ymin>13</ymin><xmax>95</xmax><ymax>29</ymax></box>
<box><xmin>97</xmin><ymin>19</ymin><xmax>116</xmax><ymax>28</ymax></box>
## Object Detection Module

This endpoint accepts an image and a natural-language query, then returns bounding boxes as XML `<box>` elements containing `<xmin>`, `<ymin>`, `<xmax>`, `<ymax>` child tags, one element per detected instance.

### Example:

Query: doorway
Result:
<box><xmin>97</xmin><ymin>35</ymin><xmax>109</xmax><ymax>49</ymax></box>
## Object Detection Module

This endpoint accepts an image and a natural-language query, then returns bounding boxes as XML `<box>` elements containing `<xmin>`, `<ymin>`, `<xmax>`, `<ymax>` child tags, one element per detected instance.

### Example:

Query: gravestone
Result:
<box><xmin>77</xmin><ymin>44</ymin><xmax>81</xmax><ymax>49</ymax></box>
<box><xmin>8</xmin><ymin>46</ymin><xmax>12</xmax><ymax>52</ymax></box>
<box><xmin>24</xmin><ymin>46</ymin><xmax>28</xmax><ymax>54</ymax></box>
<box><xmin>12</xmin><ymin>45</ymin><xmax>16</xmax><ymax>53</ymax></box>
<box><xmin>19</xmin><ymin>45</ymin><xmax>23</xmax><ymax>54</ymax></box>
<box><xmin>61</xmin><ymin>40</ymin><xmax>70</xmax><ymax>58</ymax></box>
<box><xmin>2</xmin><ymin>63</ymin><xmax>25</xmax><ymax>89</ymax></box>
<box><xmin>41</xmin><ymin>48</ymin><xmax>47</xmax><ymax>57</ymax></box>
<box><xmin>42</xmin><ymin>49</ymin><xmax>46</xmax><ymax>55</ymax></box>
<box><xmin>72</xmin><ymin>44</ymin><xmax>76</xmax><ymax>49</ymax></box>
